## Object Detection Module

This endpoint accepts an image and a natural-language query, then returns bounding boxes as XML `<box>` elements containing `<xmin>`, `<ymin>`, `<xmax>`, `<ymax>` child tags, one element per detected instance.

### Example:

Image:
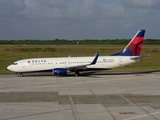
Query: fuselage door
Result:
<box><xmin>22</xmin><ymin>63</ymin><xmax>26</xmax><ymax>68</ymax></box>
<box><xmin>66</xmin><ymin>56</ymin><xmax>70</xmax><ymax>67</ymax></box>
<box><xmin>22</xmin><ymin>60</ymin><xmax>29</xmax><ymax>68</ymax></box>
<box><xmin>119</xmin><ymin>57</ymin><xmax>122</xmax><ymax>66</ymax></box>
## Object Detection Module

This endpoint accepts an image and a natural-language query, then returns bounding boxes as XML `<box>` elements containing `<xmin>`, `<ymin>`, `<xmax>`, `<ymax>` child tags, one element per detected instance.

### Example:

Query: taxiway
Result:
<box><xmin>0</xmin><ymin>72</ymin><xmax>160</xmax><ymax>120</ymax></box>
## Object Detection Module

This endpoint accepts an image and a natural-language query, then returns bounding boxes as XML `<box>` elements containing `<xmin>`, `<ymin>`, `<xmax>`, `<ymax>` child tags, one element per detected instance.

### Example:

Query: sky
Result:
<box><xmin>0</xmin><ymin>0</ymin><xmax>160</xmax><ymax>40</ymax></box>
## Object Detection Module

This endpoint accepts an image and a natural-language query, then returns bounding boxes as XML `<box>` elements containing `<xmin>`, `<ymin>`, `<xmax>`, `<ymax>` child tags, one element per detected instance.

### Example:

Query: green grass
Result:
<box><xmin>0</xmin><ymin>45</ymin><xmax>160</xmax><ymax>74</ymax></box>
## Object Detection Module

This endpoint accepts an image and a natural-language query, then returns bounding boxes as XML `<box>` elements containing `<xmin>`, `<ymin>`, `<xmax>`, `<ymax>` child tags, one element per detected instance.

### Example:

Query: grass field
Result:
<box><xmin>0</xmin><ymin>45</ymin><xmax>160</xmax><ymax>74</ymax></box>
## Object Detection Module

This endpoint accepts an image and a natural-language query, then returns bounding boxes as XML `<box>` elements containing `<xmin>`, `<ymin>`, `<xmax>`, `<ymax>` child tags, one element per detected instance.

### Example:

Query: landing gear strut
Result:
<box><xmin>20</xmin><ymin>73</ymin><xmax>24</xmax><ymax>77</ymax></box>
<box><xmin>75</xmin><ymin>71</ymin><xmax>79</xmax><ymax>76</ymax></box>
<box><xmin>16</xmin><ymin>72</ymin><xmax>24</xmax><ymax>77</ymax></box>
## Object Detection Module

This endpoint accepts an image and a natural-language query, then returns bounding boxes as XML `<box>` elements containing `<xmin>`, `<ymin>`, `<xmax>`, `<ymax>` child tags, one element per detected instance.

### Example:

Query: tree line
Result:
<box><xmin>0</xmin><ymin>39</ymin><xmax>160</xmax><ymax>45</ymax></box>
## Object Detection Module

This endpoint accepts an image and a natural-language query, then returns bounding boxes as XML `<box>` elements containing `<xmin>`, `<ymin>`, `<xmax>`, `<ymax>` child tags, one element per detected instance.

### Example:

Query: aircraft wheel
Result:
<box><xmin>75</xmin><ymin>71</ymin><xmax>79</xmax><ymax>76</ymax></box>
<box><xmin>20</xmin><ymin>73</ymin><xmax>24</xmax><ymax>77</ymax></box>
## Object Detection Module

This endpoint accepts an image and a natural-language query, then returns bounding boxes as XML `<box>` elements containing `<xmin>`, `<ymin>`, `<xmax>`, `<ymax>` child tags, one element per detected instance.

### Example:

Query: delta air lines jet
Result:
<box><xmin>7</xmin><ymin>30</ymin><xmax>145</xmax><ymax>76</ymax></box>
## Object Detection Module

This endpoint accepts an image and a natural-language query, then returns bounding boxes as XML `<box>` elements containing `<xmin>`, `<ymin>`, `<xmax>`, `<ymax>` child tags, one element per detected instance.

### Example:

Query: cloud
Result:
<box><xmin>120</xmin><ymin>0</ymin><xmax>160</xmax><ymax>8</ymax></box>
<box><xmin>0</xmin><ymin>0</ymin><xmax>160</xmax><ymax>39</ymax></box>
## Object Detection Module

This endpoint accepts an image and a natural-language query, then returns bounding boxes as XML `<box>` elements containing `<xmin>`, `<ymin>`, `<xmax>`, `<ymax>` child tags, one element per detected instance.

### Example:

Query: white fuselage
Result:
<box><xmin>7</xmin><ymin>56</ymin><xmax>139</xmax><ymax>73</ymax></box>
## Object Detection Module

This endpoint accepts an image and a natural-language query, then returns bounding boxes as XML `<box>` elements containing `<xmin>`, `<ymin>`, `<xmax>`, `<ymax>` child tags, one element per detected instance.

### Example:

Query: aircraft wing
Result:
<box><xmin>66</xmin><ymin>53</ymin><xmax>99</xmax><ymax>71</ymax></box>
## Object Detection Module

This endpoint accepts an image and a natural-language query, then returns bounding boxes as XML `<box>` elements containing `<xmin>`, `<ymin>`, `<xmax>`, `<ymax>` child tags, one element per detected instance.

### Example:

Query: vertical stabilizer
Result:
<box><xmin>112</xmin><ymin>29</ymin><xmax>145</xmax><ymax>56</ymax></box>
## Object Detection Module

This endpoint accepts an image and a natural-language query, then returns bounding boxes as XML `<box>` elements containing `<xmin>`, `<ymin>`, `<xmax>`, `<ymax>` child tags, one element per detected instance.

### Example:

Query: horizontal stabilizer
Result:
<box><xmin>130</xmin><ymin>54</ymin><xmax>145</xmax><ymax>60</ymax></box>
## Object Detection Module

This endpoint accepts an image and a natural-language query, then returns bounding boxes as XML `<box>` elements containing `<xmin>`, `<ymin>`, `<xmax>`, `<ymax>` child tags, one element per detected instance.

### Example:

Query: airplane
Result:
<box><xmin>7</xmin><ymin>29</ymin><xmax>145</xmax><ymax>77</ymax></box>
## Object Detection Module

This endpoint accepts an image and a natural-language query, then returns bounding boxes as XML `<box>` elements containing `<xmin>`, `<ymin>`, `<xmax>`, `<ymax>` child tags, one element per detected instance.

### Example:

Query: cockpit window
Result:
<box><xmin>12</xmin><ymin>63</ymin><xmax>18</xmax><ymax>65</ymax></box>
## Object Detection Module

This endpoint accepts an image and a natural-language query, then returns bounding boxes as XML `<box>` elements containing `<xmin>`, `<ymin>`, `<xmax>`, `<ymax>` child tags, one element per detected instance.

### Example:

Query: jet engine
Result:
<box><xmin>53</xmin><ymin>68</ymin><xmax>67</xmax><ymax>75</ymax></box>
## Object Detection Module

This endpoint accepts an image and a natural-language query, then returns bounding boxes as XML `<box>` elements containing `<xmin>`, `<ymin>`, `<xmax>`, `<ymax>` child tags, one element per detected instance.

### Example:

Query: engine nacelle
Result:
<box><xmin>53</xmin><ymin>68</ymin><xmax>67</xmax><ymax>75</ymax></box>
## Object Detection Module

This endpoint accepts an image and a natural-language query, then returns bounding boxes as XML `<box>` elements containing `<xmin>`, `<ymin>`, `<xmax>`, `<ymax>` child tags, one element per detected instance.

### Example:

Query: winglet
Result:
<box><xmin>90</xmin><ymin>53</ymin><xmax>99</xmax><ymax>65</ymax></box>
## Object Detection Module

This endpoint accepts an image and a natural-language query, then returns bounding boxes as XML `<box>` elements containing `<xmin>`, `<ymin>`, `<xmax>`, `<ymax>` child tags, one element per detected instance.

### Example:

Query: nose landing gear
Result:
<box><xmin>15</xmin><ymin>72</ymin><xmax>24</xmax><ymax>77</ymax></box>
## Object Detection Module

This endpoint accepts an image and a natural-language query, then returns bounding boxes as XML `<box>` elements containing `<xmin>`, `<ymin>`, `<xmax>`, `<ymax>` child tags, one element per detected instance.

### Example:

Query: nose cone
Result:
<box><xmin>7</xmin><ymin>65</ymin><xmax>12</xmax><ymax>71</ymax></box>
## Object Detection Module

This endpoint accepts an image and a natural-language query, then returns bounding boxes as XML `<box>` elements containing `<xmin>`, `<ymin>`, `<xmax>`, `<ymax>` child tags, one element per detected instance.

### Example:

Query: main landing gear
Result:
<box><xmin>20</xmin><ymin>73</ymin><xmax>24</xmax><ymax>77</ymax></box>
<box><xmin>75</xmin><ymin>71</ymin><xmax>79</xmax><ymax>76</ymax></box>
